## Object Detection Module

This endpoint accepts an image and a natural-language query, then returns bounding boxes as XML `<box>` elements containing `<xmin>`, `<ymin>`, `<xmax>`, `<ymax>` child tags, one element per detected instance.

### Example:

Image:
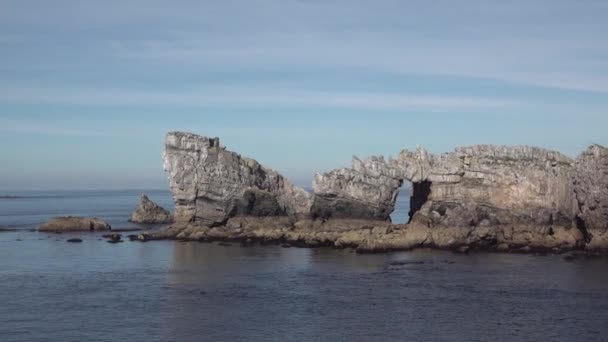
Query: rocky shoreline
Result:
<box><xmin>136</xmin><ymin>216</ymin><xmax>606</xmax><ymax>256</ymax></box>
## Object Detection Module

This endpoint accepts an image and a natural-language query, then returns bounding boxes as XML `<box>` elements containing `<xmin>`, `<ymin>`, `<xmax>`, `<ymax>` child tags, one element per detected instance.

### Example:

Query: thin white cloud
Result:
<box><xmin>0</xmin><ymin>86</ymin><xmax>517</xmax><ymax>111</ymax></box>
<box><xmin>108</xmin><ymin>33</ymin><xmax>608</xmax><ymax>93</ymax></box>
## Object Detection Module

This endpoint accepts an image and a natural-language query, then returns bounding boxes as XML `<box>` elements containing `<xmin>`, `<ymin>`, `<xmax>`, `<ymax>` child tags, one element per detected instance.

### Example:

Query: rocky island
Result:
<box><xmin>146</xmin><ymin>131</ymin><xmax>607</xmax><ymax>254</ymax></box>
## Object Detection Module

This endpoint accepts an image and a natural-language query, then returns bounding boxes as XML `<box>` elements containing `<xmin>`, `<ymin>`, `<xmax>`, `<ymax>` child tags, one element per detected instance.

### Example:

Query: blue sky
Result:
<box><xmin>1</xmin><ymin>0</ymin><xmax>607</xmax><ymax>190</ymax></box>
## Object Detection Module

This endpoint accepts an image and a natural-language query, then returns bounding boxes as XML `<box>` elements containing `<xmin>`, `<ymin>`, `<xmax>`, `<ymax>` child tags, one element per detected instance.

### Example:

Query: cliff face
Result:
<box><xmin>311</xmin><ymin>156</ymin><xmax>403</xmax><ymax>220</ymax></box>
<box><xmin>404</xmin><ymin>145</ymin><xmax>576</xmax><ymax>229</ymax></box>
<box><xmin>163</xmin><ymin>132</ymin><xmax>311</xmax><ymax>226</ymax></box>
<box><xmin>573</xmin><ymin>144</ymin><xmax>608</xmax><ymax>248</ymax></box>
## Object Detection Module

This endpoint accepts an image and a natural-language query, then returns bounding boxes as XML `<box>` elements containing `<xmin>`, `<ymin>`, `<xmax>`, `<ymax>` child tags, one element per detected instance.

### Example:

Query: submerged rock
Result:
<box><xmin>163</xmin><ymin>132</ymin><xmax>311</xmax><ymax>226</ymax></box>
<box><xmin>39</xmin><ymin>217</ymin><xmax>111</xmax><ymax>232</ymax></box>
<box><xmin>105</xmin><ymin>233</ymin><xmax>122</xmax><ymax>243</ymax></box>
<box><xmin>67</xmin><ymin>238</ymin><xmax>83</xmax><ymax>243</ymax></box>
<box><xmin>129</xmin><ymin>194</ymin><xmax>173</xmax><ymax>224</ymax></box>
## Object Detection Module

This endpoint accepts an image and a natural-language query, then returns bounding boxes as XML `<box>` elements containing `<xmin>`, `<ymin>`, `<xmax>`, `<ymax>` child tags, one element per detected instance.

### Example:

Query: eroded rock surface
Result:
<box><xmin>312</xmin><ymin>145</ymin><xmax>576</xmax><ymax>231</ymax></box>
<box><xmin>144</xmin><ymin>217</ymin><xmax>584</xmax><ymax>254</ymax></box>
<box><xmin>129</xmin><ymin>194</ymin><xmax>173</xmax><ymax>224</ymax></box>
<box><xmin>402</xmin><ymin>145</ymin><xmax>576</xmax><ymax>230</ymax></box>
<box><xmin>163</xmin><ymin>132</ymin><xmax>311</xmax><ymax>226</ymax></box>
<box><xmin>311</xmin><ymin>156</ymin><xmax>403</xmax><ymax>220</ymax></box>
<box><xmin>573</xmin><ymin>144</ymin><xmax>608</xmax><ymax>249</ymax></box>
<box><xmin>39</xmin><ymin>216</ymin><xmax>111</xmax><ymax>232</ymax></box>
<box><xmin>161</xmin><ymin>131</ymin><xmax>606</xmax><ymax>253</ymax></box>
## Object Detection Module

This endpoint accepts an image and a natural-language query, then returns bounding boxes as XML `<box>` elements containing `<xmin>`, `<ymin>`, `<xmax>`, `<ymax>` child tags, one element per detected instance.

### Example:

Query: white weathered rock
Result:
<box><xmin>312</xmin><ymin>144</ymin><xmax>577</xmax><ymax>231</ymax></box>
<box><xmin>406</xmin><ymin>145</ymin><xmax>576</xmax><ymax>229</ymax></box>
<box><xmin>573</xmin><ymin>144</ymin><xmax>608</xmax><ymax>246</ymax></box>
<box><xmin>311</xmin><ymin>159</ymin><xmax>403</xmax><ymax>220</ymax></box>
<box><xmin>163</xmin><ymin>132</ymin><xmax>311</xmax><ymax>225</ymax></box>
<box><xmin>161</xmin><ymin>132</ymin><xmax>607</xmax><ymax>251</ymax></box>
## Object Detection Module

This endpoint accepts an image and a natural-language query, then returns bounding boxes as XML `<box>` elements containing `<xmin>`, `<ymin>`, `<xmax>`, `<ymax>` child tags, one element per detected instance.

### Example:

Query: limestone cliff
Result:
<box><xmin>311</xmin><ymin>156</ymin><xmax>403</xmax><ymax>220</ymax></box>
<box><xmin>573</xmin><ymin>144</ymin><xmax>608</xmax><ymax>249</ymax></box>
<box><xmin>401</xmin><ymin>145</ymin><xmax>576</xmax><ymax>230</ymax></box>
<box><xmin>163</xmin><ymin>132</ymin><xmax>311</xmax><ymax>226</ymax></box>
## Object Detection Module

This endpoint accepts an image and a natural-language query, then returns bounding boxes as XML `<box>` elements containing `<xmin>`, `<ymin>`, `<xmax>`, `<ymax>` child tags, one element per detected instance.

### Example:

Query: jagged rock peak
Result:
<box><xmin>165</xmin><ymin>131</ymin><xmax>222</xmax><ymax>151</ymax></box>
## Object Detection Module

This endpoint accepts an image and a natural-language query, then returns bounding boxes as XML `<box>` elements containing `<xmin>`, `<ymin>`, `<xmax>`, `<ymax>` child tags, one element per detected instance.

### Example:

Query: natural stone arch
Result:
<box><xmin>310</xmin><ymin>147</ymin><xmax>436</xmax><ymax>221</ymax></box>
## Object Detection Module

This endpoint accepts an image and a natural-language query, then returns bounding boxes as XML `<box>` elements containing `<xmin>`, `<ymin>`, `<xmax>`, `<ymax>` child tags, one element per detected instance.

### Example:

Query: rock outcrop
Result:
<box><xmin>400</xmin><ymin>145</ymin><xmax>576</xmax><ymax>231</ymax></box>
<box><xmin>312</xmin><ymin>145</ymin><xmax>576</xmax><ymax>231</ymax></box>
<box><xmin>311</xmin><ymin>156</ymin><xmax>403</xmax><ymax>220</ymax></box>
<box><xmin>144</xmin><ymin>216</ymin><xmax>583</xmax><ymax>254</ymax></box>
<box><xmin>161</xmin><ymin>131</ymin><xmax>607</xmax><ymax>253</ymax></box>
<box><xmin>573</xmin><ymin>144</ymin><xmax>608</xmax><ymax>249</ymax></box>
<box><xmin>163</xmin><ymin>132</ymin><xmax>312</xmax><ymax>226</ymax></box>
<box><xmin>39</xmin><ymin>216</ymin><xmax>111</xmax><ymax>232</ymax></box>
<box><xmin>129</xmin><ymin>194</ymin><xmax>173</xmax><ymax>224</ymax></box>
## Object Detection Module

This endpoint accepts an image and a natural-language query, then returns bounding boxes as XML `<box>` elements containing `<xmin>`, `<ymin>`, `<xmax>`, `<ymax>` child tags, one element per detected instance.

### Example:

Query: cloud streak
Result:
<box><xmin>0</xmin><ymin>86</ymin><xmax>517</xmax><ymax>111</ymax></box>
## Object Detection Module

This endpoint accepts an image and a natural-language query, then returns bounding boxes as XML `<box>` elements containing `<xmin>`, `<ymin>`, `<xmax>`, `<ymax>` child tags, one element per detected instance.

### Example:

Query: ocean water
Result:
<box><xmin>1</xmin><ymin>190</ymin><xmax>608</xmax><ymax>342</ymax></box>
<box><xmin>0</xmin><ymin>190</ymin><xmax>175</xmax><ymax>230</ymax></box>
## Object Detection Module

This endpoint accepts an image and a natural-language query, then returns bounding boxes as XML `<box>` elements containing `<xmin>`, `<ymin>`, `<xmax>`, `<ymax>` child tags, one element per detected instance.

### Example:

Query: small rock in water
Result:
<box><xmin>129</xmin><ymin>194</ymin><xmax>173</xmax><ymax>224</ymax></box>
<box><xmin>105</xmin><ymin>233</ymin><xmax>123</xmax><ymax>243</ymax></box>
<box><xmin>281</xmin><ymin>243</ymin><xmax>291</xmax><ymax>248</ymax></box>
<box><xmin>67</xmin><ymin>238</ymin><xmax>83</xmax><ymax>243</ymax></box>
<box><xmin>217</xmin><ymin>242</ymin><xmax>232</xmax><ymax>247</ymax></box>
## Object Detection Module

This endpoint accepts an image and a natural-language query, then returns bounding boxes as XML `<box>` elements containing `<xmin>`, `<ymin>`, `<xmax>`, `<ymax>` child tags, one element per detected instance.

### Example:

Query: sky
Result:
<box><xmin>1</xmin><ymin>0</ymin><xmax>607</xmax><ymax>190</ymax></box>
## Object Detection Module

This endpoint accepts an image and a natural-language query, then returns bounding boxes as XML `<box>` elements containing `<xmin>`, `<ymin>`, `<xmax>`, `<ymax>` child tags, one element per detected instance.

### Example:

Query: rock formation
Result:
<box><xmin>311</xmin><ymin>156</ymin><xmax>403</xmax><ymax>220</ymax></box>
<box><xmin>39</xmin><ymin>216</ymin><xmax>111</xmax><ymax>232</ymax></box>
<box><xmin>129</xmin><ymin>194</ymin><xmax>173</xmax><ymax>224</ymax></box>
<box><xmin>399</xmin><ymin>145</ymin><xmax>576</xmax><ymax>230</ymax></box>
<box><xmin>160</xmin><ymin>131</ymin><xmax>607</xmax><ymax>253</ymax></box>
<box><xmin>163</xmin><ymin>132</ymin><xmax>312</xmax><ymax>226</ymax></box>
<box><xmin>573</xmin><ymin>144</ymin><xmax>608</xmax><ymax>249</ymax></box>
<box><xmin>312</xmin><ymin>145</ymin><xmax>576</xmax><ymax>230</ymax></box>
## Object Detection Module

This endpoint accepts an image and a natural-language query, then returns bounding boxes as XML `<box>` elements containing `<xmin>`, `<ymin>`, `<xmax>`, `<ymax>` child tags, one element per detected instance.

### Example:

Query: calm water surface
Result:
<box><xmin>1</xmin><ymin>191</ymin><xmax>607</xmax><ymax>342</ymax></box>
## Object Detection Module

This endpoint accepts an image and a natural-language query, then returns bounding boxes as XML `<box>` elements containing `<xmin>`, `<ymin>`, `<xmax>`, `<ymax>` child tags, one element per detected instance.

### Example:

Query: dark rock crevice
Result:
<box><xmin>408</xmin><ymin>181</ymin><xmax>431</xmax><ymax>223</ymax></box>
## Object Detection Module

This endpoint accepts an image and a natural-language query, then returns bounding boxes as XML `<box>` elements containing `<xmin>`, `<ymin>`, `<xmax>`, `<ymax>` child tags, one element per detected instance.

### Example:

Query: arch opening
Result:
<box><xmin>408</xmin><ymin>180</ymin><xmax>432</xmax><ymax>223</ymax></box>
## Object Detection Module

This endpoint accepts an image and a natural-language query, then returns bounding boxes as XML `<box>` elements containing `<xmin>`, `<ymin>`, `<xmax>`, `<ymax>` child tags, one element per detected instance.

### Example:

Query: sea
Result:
<box><xmin>1</xmin><ymin>190</ymin><xmax>608</xmax><ymax>342</ymax></box>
